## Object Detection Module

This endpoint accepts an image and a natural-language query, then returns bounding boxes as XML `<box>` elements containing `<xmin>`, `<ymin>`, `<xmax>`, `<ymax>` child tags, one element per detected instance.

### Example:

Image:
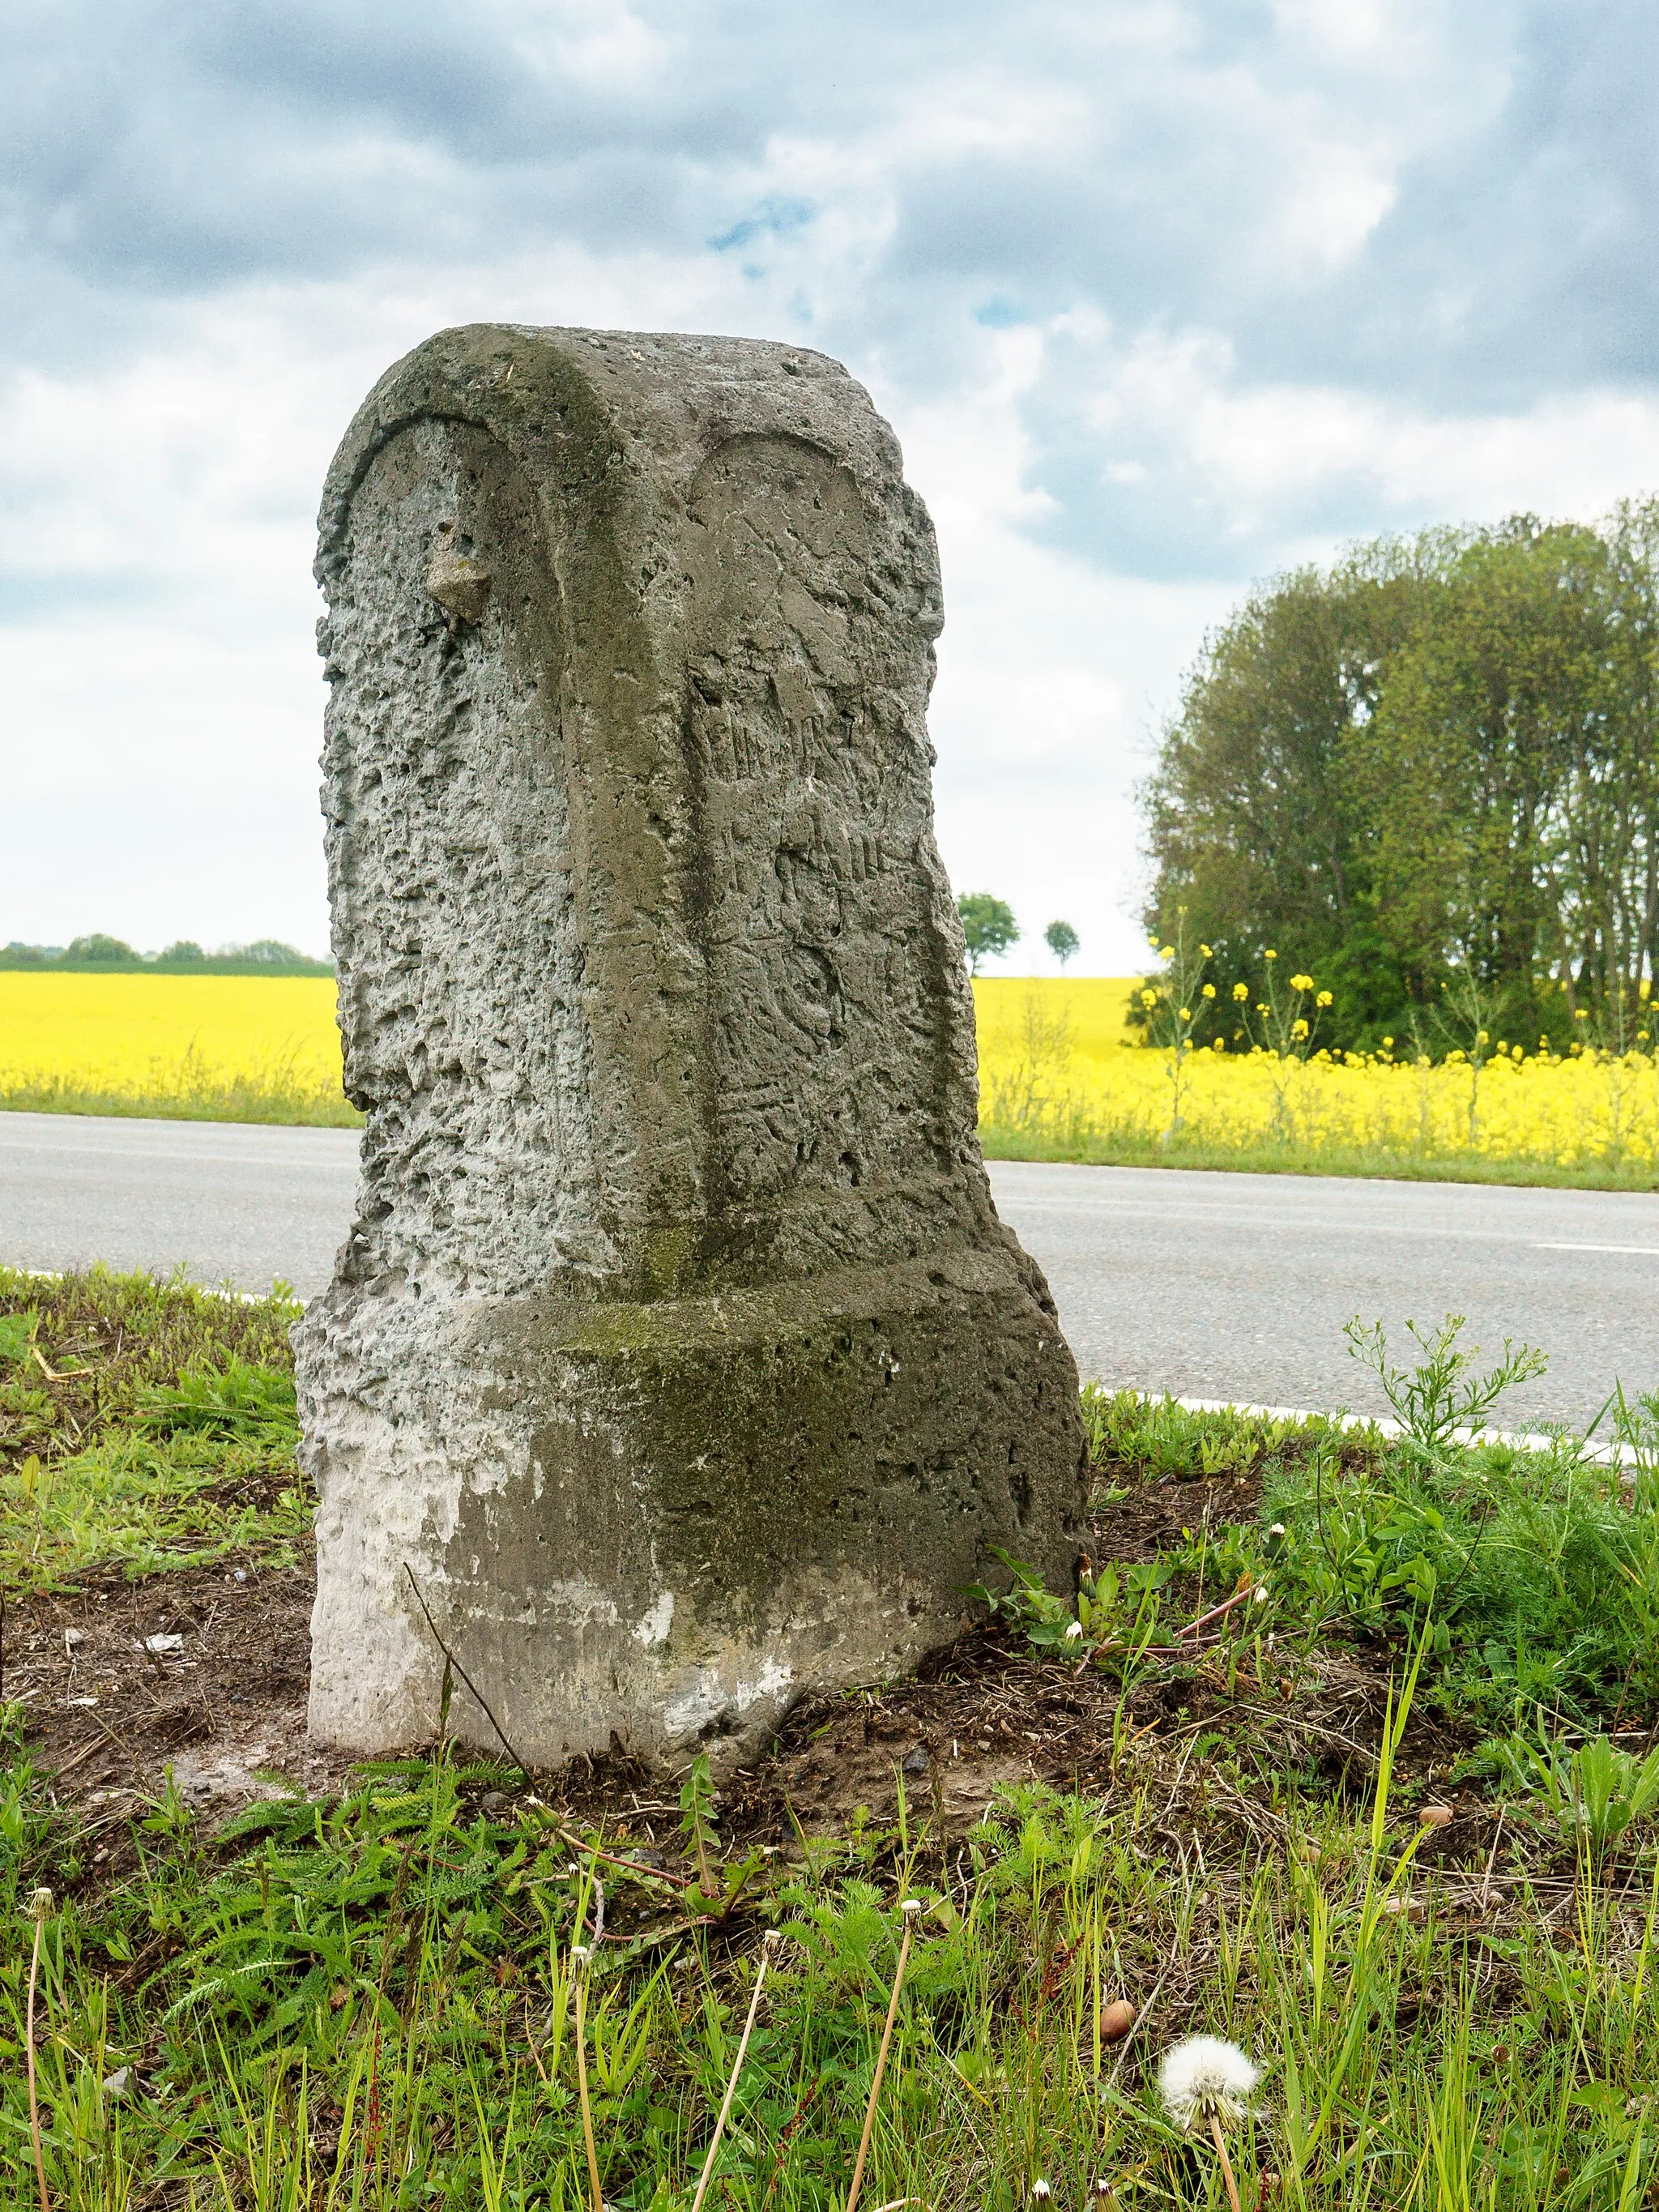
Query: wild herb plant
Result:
<box><xmin>1069</xmin><ymin>1323</ymin><xmax>1657</xmax><ymax>1745</ymax></box>
<box><xmin>1342</xmin><ymin>1310</ymin><xmax>1548</xmax><ymax>1458</ymax></box>
<box><xmin>1136</xmin><ymin>907</ymin><xmax>1213</xmax><ymax>1137</ymax></box>
<box><xmin>1226</xmin><ymin>952</ymin><xmax>1336</xmax><ymax>1142</ymax></box>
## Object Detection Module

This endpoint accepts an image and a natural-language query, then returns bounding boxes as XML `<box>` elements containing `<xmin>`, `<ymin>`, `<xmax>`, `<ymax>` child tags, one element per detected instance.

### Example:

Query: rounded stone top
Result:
<box><xmin>317</xmin><ymin>323</ymin><xmax>911</xmax><ymax>587</ymax></box>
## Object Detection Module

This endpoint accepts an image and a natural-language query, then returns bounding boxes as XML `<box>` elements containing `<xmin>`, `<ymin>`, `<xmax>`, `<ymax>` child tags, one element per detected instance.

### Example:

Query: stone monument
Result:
<box><xmin>296</xmin><ymin>324</ymin><xmax>1088</xmax><ymax>1767</ymax></box>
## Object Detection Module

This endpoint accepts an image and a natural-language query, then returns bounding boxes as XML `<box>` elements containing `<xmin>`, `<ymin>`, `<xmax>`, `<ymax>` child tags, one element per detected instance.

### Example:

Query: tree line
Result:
<box><xmin>0</xmin><ymin>933</ymin><xmax>333</xmax><ymax>975</ymax></box>
<box><xmin>1139</xmin><ymin>502</ymin><xmax>1659</xmax><ymax>1053</ymax></box>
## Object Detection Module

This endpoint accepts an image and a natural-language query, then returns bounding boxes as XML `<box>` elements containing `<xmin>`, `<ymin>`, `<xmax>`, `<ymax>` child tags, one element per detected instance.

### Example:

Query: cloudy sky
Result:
<box><xmin>6</xmin><ymin>0</ymin><xmax>1658</xmax><ymax>970</ymax></box>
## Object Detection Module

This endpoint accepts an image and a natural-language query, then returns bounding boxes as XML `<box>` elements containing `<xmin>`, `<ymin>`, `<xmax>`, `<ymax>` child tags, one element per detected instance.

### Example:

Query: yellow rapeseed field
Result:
<box><xmin>4</xmin><ymin>969</ymin><xmax>1656</xmax><ymax>1178</ymax></box>
<box><xmin>972</xmin><ymin>974</ymin><xmax>1659</xmax><ymax>1176</ymax></box>
<box><xmin>0</xmin><ymin>974</ymin><xmax>356</xmax><ymax>1125</ymax></box>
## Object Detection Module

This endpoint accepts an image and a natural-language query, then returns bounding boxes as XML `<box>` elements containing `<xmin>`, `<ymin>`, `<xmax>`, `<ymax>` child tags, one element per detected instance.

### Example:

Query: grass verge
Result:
<box><xmin>0</xmin><ymin>1078</ymin><xmax>360</xmax><ymax>1128</ymax></box>
<box><xmin>979</xmin><ymin>1122</ymin><xmax>1659</xmax><ymax>1192</ymax></box>
<box><xmin>2</xmin><ymin>1278</ymin><xmax>1657</xmax><ymax>2209</ymax></box>
<box><xmin>0</xmin><ymin>1266</ymin><xmax>310</xmax><ymax>1590</ymax></box>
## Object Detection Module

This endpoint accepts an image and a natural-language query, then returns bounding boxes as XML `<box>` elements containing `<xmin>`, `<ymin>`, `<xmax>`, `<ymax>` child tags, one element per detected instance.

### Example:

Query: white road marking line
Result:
<box><xmin>1536</xmin><ymin>1242</ymin><xmax>1659</xmax><ymax>1255</ymax></box>
<box><xmin>1166</xmin><ymin>1395</ymin><xmax>1638</xmax><ymax>1468</ymax></box>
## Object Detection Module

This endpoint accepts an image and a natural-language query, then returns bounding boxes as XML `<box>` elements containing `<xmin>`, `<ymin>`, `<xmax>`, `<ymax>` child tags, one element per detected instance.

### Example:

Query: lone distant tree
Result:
<box><xmin>957</xmin><ymin>891</ymin><xmax>1019</xmax><ymax>974</ymax></box>
<box><xmin>1044</xmin><ymin>919</ymin><xmax>1079</xmax><ymax>970</ymax></box>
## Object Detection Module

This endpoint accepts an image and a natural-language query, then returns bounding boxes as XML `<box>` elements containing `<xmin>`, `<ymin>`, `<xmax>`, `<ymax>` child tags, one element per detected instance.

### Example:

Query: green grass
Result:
<box><xmin>979</xmin><ymin>1123</ymin><xmax>1659</xmax><ymax>1194</ymax></box>
<box><xmin>5</xmin><ymin>1703</ymin><xmax>1658</xmax><ymax>2210</ymax></box>
<box><xmin>1075</xmin><ymin>1373</ymin><xmax>1659</xmax><ymax>1744</ymax></box>
<box><xmin>0</xmin><ymin>1266</ymin><xmax>310</xmax><ymax>1591</ymax></box>
<box><xmin>2</xmin><ymin>1282</ymin><xmax>1658</xmax><ymax>2207</ymax></box>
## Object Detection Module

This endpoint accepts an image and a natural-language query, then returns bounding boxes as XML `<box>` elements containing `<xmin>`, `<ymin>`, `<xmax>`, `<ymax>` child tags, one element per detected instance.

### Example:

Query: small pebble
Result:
<box><xmin>1098</xmin><ymin>1998</ymin><xmax>1137</xmax><ymax>2043</ymax></box>
<box><xmin>143</xmin><ymin>1633</ymin><xmax>186</xmax><ymax>1655</ymax></box>
<box><xmin>1418</xmin><ymin>1803</ymin><xmax>1454</xmax><ymax>1828</ymax></box>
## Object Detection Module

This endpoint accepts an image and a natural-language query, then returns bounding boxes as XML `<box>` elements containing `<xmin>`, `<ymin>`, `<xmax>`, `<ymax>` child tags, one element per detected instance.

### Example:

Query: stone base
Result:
<box><xmin>300</xmin><ymin>1236</ymin><xmax>1085</xmax><ymax>1769</ymax></box>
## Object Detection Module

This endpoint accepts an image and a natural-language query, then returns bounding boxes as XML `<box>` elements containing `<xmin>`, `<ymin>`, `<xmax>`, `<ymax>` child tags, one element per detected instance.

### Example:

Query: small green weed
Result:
<box><xmin>1500</xmin><ymin>1728</ymin><xmax>1659</xmax><ymax>1854</ymax></box>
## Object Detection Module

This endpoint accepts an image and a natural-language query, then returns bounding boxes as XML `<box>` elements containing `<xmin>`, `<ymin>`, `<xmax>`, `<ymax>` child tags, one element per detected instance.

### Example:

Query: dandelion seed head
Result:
<box><xmin>1030</xmin><ymin>2179</ymin><xmax>1051</xmax><ymax>2201</ymax></box>
<box><xmin>1158</xmin><ymin>2035</ymin><xmax>1259</xmax><ymax>2130</ymax></box>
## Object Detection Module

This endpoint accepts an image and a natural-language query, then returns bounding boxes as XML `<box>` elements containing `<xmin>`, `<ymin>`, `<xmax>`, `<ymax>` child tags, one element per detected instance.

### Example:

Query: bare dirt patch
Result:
<box><xmin>11</xmin><ymin>1463</ymin><xmax>1505</xmax><ymax>1902</ymax></box>
<box><xmin>6</xmin><ymin>1553</ymin><xmax>352</xmax><ymax>1886</ymax></box>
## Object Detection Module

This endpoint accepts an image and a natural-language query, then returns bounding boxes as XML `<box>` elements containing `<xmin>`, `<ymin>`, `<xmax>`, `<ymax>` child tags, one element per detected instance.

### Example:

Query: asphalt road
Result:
<box><xmin>2</xmin><ymin>1111</ymin><xmax>1652</xmax><ymax>1431</ymax></box>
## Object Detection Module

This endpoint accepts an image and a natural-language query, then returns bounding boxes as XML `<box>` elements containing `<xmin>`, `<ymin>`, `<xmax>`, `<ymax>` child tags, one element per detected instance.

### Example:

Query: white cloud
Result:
<box><xmin>3</xmin><ymin>0</ymin><xmax>1657</xmax><ymax>966</ymax></box>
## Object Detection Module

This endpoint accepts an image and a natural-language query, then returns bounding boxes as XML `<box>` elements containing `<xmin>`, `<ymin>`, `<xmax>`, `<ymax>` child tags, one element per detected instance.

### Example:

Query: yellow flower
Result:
<box><xmin>1232</xmin><ymin>982</ymin><xmax>1249</xmax><ymax>1001</ymax></box>
<box><xmin>1201</xmin><ymin>982</ymin><xmax>1216</xmax><ymax>999</ymax></box>
<box><xmin>1263</xmin><ymin>949</ymin><xmax>1277</xmax><ymax>961</ymax></box>
<box><xmin>1140</xmin><ymin>989</ymin><xmax>1158</xmax><ymax>1009</ymax></box>
<box><xmin>1316</xmin><ymin>990</ymin><xmax>1333</xmax><ymax>1008</ymax></box>
<box><xmin>1178</xmin><ymin>1006</ymin><xmax>1192</xmax><ymax>1021</ymax></box>
<box><xmin>1290</xmin><ymin>972</ymin><xmax>1313</xmax><ymax>992</ymax></box>
<box><xmin>1256</xmin><ymin>1003</ymin><xmax>1269</xmax><ymax>1014</ymax></box>
<box><xmin>1382</xmin><ymin>1036</ymin><xmax>1394</xmax><ymax>1048</ymax></box>
<box><xmin>1290</xmin><ymin>1018</ymin><xmax>1309</xmax><ymax>1041</ymax></box>
<box><xmin>1199</xmin><ymin>943</ymin><xmax>1213</xmax><ymax>958</ymax></box>
<box><xmin>1159</xmin><ymin>945</ymin><xmax>1175</xmax><ymax>960</ymax></box>
<box><xmin>1212</xmin><ymin>1036</ymin><xmax>1226</xmax><ymax>1052</ymax></box>
<box><xmin>1477</xmin><ymin>1029</ymin><xmax>1489</xmax><ymax>1044</ymax></box>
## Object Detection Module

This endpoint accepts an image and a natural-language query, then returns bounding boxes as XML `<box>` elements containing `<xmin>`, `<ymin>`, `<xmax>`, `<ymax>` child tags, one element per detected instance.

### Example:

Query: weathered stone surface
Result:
<box><xmin>296</xmin><ymin>323</ymin><xmax>1088</xmax><ymax>1767</ymax></box>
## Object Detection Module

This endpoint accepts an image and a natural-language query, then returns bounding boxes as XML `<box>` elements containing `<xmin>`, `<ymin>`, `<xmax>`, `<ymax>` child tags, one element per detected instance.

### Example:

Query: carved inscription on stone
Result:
<box><xmin>685</xmin><ymin>433</ymin><xmax>949</xmax><ymax>1205</ymax></box>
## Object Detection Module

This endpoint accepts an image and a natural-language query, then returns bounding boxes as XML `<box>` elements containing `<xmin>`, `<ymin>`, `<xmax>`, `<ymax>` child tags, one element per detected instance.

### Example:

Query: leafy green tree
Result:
<box><xmin>1140</xmin><ymin>549</ymin><xmax>1433</xmax><ymax>1041</ymax></box>
<box><xmin>1141</xmin><ymin>506</ymin><xmax>1659</xmax><ymax>1049</ymax></box>
<box><xmin>160</xmin><ymin>940</ymin><xmax>206</xmax><ymax>963</ymax></box>
<box><xmin>1043</xmin><ymin>919</ymin><xmax>1079</xmax><ymax>969</ymax></box>
<box><xmin>65</xmin><ymin>933</ymin><xmax>136</xmax><ymax>963</ymax></box>
<box><xmin>957</xmin><ymin>892</ymin><xmax>1019</xmax><ymax>974</ymax></box>
<box><xmin>1348</xmin><ymin>518</ymin><xmax>1615</xmax><ymax>1042</ymax></box>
